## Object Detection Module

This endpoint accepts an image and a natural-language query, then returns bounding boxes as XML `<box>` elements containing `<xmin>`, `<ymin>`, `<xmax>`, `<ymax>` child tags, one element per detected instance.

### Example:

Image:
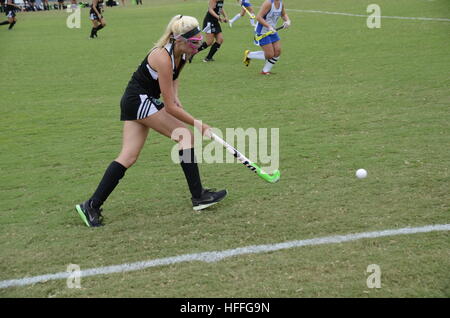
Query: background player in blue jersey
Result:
<box><xmin>243</xmin><ymin>0</ymin><xmax>291</xmax><ymax>75</ymax></box>
<box><xmin>229</xmin><ymin>0</ymin><xmax>256</xmax><ymax>27</ymax></box>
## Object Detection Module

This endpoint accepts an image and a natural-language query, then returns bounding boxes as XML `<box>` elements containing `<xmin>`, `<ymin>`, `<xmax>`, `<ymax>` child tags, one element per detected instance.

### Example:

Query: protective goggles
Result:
<box><xmin>175</xmin><ymin>27</ymin><xmax>203</xmax><ymax>52</ymax></box>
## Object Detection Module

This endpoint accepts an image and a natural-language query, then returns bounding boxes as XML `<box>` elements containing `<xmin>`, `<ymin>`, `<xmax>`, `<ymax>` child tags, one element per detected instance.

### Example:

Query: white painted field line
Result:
<box><xmin>1</xmin><ymin>224</ymin><xmax>449</xmax><ymax>289</ymax></box>
<box><xmin>227</xmin><ymin>1</ymin><xmax>450</xmax><ymax>23</ymax></box>
<box><xmin>286</xmin><ymin>8</ymin><xmax>450</xmax><ymax>22</ymax></box>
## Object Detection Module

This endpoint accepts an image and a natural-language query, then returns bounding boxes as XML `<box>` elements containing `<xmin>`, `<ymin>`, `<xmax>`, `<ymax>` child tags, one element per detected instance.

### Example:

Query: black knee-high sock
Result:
<box><xmin>90</xmin><ymin>161</ymin><xmax>127</xmax><ymax>208</ymax></box>
<box><xmin>90</xmin><ymin>27</ymin><xmax>96</xmax><ymax>37</ymax></box>
<box><xmin>93</xmin><ymin>24</ymin><xmax>104</xmax><ymax>37</ymax></box>
<box><xmin>179</xmin><ymin>148</ymin><xmax>203</xmax><ymax>199</ymax></box>
<box><xmin>197</xmin><ymin>42</ymin><xmax>209</xmax><ymax>53</ymax></box>
<box><xmin>206</xmin><ymin>42</ymin><xmax>221</xmax><ymax>59</ymax></box>
<box><xmin>8</xmin><ymin>21</ymin><xmax>15</xmax><ymax>30</ymax></box>
<box><xmin>0</xmin><ymin>21</ymin><xmax>9</xmax><ymax>25</ymax></box>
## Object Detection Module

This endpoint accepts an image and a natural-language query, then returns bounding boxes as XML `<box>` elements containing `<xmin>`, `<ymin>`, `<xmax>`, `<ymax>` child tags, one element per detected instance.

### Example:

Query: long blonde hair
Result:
<box><xmin>153</xmin><ymin>15</ymin><xmax>200</xmax><ymax>50</ymax></box>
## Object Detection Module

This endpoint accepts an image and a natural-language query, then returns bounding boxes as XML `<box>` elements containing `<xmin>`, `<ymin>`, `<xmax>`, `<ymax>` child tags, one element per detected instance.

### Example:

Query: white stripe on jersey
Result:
<box><xmin>137</xmin><ymin>95</ymin><xmax>160</xmax><ymax>120</ymax></box>
<box><xmin>141</xmin><ymin>99</ymin><xmax>151</xmax><ymax>119</ymax></box>
<box><xmin>137</xmin><ymin>95</ymin><xmax>149</xmax><ymax>120</ymax></box>
<box><xmin>146</xmin><ymin>43</ymin><xmax>185</xmax><ymax>80</ymax></box>
<box><xmin>146</xmin><ymin>64</ymin><xmax>158</xmax><ymax>80</ymax></box>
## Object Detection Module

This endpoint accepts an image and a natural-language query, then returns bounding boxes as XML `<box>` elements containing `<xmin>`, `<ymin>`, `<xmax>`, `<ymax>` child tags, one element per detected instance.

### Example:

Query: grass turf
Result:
<box><xmin>0</xmin><ymin>0</ymin><xmax>449</xmax><ymax>297</ymax></box>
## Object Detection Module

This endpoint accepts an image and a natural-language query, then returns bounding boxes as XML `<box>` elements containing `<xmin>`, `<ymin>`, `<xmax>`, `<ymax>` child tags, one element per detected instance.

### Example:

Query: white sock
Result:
<box><xmin>250</xmin><ymin>19</ymin><xmax>255</xmax><ymax>26</ymax></box>
<box><xmin>248</xmin><ymin>51</ymin><xmax>265</xmax><ymax>60</ymax></box>
<box><xmin>230</xmin><ymin>14</ymin><xmax>241</xmax><ymax>24</ymax></box>
<box><xmin>262</xmin><ymin>56</ymin><xmax>279</xmax><ymax>73</ymax></box>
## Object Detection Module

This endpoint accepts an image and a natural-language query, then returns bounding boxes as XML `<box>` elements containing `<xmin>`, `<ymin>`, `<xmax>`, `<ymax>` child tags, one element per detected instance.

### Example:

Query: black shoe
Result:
<box><xmin>192</xmin><ymin>188</ymin><xmax>228</xmax><ymax>211</ymax></box>
<box><xmin>75</xmin><ymin>200</ymin><xmax>103</xmax><ymax>227</ymax></box>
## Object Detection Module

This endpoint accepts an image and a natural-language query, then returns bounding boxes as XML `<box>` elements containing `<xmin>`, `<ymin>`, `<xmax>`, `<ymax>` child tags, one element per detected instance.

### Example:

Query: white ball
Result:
<box><xmin>356</xmin><ymin>169</ymin><xmax>368</xmax><ymax>179</ymax></box>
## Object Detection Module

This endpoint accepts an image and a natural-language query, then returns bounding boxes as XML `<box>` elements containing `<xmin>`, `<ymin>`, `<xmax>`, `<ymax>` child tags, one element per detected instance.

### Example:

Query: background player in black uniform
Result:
<box><xmin>42</xmin><ymin>0</ymin><xmax>49</xmax><ymax>10</ymax></box>
<box><xmin>75</xmin><ymin>15</ymin><xmax>227</xmax><ymax>227</ymax></box>
<box><xmin>0</xmin><ymin>0</ymin><xmax>20</xmax><ymax>30</ymax></box>
<box><xmin>197</xmin><ymin>0</ymin><xmax>229</xmax><ymax>62</ymax></box>
<box><xmin>89</xmin><ymin>0</ymin><xmax>106</xmax><ymax>38</ymax></box>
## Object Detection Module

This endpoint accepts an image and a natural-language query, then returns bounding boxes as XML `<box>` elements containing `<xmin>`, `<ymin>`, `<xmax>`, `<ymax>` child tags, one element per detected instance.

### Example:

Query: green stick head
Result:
<box><xmin>254</xmin><ymin>165</ymin><xmax>281</xmax><ymax>183</ymax></box>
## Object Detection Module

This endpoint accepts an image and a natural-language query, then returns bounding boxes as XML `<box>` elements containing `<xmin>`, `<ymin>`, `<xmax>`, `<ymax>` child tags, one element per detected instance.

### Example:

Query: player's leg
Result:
<box><xmin>229</xmin><ymin>8</ymin><xmax>244</xmax><ymax>27</ymax></box>
<box><xmin>243</xmin><ymin>48</ymin><xmax>265</xmax><ymax>66</ymax></box>
<box><xmin>95</xmin><ymin>17</ymin><xmax>107</xmax><ymax>35</ymax></box>
<box><xmin>204</xmin><ymin>32</ymin><xmax>223</xmax><ymax>62</ymax></box>
<box><xmin>243</xmin><ymin>40</ymin><xmax>274</xmax><ymax>69</ymax></box>
<box><xmin>138</xmin><ymin>108</ymin><xmax>227</xmax><ymax>210</ymax></box>
<box><xmin>7</xmin><ymin>14</ymin><xmax>15</xmax><ymax>29</ymax></box>
<box><xmin>261</xmin><ymin>35</ymin><xmax>281</xmax><ymax>74</ymax></box>
<box><xmin>0</xmin><ymin>16</ymin><xmax>11</xmax><ymax>26</ymax></box>
<box><xmin>244</xmin><ymin>29</ymin><xmax>279</xmax><ymax>67</ymax></box>
<box><xmin>90</xmin><ymin>19</ymin><xmax>99</xmax><ymax>38</ymax></box>
<box><xmin>75</xmin><ymin>121</ymin><xmax>149</xmax><ymax>227</ymax></box>
<box><xmin>115</xmin><ymin>121</ymin><xmax>149</xmax><ymax>168</ymax></box>
<box><xmin>197</xmin><ymin>17</ymin><xmax>215</xmax><ymax>53</ymax></box>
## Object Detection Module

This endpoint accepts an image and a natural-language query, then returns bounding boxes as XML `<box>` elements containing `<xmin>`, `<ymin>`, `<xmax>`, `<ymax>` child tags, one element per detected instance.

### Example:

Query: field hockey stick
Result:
<box><xmin>202</xmin><ymin>24</ymin><xmax>212</xmax><ymax>33</ymax></box>
<box><xmin>254</xmin><ymin>25</ymin><xmax>285</xmax><ymax>42</ymax></box>
<box><xmin>242</xmin><ymin>5</ymin><xmax>256</xmax><ymax>19</ymax></box>
<box><xmin>210</xmin><ymin>132</ymin><xmax>281</xmax><ymax>183</ymax></box>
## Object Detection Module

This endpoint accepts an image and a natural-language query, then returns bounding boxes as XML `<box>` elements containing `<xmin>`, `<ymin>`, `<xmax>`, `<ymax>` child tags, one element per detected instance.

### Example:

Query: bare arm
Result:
<box><xmin>149</xmin><ymin>50</ymin><xmax>209</xmax><ymax>134</ymax></box>
<box><xmin>220</xmin><ymin>8</ymin><xmax>229</xmax><ymax>22</ymax></box>
<box><xmin>173</xmin><ymin>80</ymin><xmax>183</xmax><ymax>109</ymax></box>
<box><xmin>256</xmin><ymin>1</ymin><xmax>273</xmax><ymax>30</ymax></box>
<box><xmin>208</xmin><ymin>0</ymin><xmax>221</xmax><ymax>20</ymax></box>
<box><xmin>281</xmin><ymin>4</ymin><xmax>290</xmax><ymax>23</ymax></box>
<box><xmin>280</xmin><ymin>4</ymin><xmax>291</xmax><ymax>28</ymax></box>
<box><xmin>92</xmin><ymin>0</ymin><xmax>102</xmax><ymax>18</ymax></box>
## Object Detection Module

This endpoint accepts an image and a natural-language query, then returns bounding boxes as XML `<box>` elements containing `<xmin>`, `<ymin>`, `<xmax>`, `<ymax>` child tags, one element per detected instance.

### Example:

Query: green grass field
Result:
<box><xmin>0</xmin><ymin>0</ymin><xmax>449</xmax><ymax>298</ymax></box>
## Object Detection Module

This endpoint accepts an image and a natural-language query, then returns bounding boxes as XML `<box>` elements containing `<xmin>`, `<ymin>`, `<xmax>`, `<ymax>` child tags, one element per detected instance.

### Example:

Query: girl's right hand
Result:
<box><xmin>283</xmin><ymin>20</ymin><xmax>291</xmax><ymax>29</ymax></box>
<box><xmin>201</xmin><ymin>123</ymin><xmax>212</xmax><ymax>137</ymax></box>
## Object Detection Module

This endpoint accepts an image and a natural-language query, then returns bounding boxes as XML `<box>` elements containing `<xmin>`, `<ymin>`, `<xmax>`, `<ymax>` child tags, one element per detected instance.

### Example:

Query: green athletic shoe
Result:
<box><xmin>75</xmin><ymin>200</ymin><xmax>103</xmax><ymax>227</ymax></box>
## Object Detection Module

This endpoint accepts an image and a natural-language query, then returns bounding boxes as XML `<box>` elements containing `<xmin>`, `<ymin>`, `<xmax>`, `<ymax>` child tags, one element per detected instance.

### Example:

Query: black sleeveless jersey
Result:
<box><xmin>125</xmin><ymin>43</ymin><xmax>186</xmax><ymax>98</ymax></box>
<box><xmin>206</xmin><ymin>0</ymin><xmax>224</xmax><ymax>20</ymax></box>
<box><xmin>90</xmin><ymin>0</ymin><xmax>103</xmax><ymax>14</ymax></box>
<box><xmin>6</xmin><ymin>0</ymin><xmax>15</xmax><ymax>12</ymax></box>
